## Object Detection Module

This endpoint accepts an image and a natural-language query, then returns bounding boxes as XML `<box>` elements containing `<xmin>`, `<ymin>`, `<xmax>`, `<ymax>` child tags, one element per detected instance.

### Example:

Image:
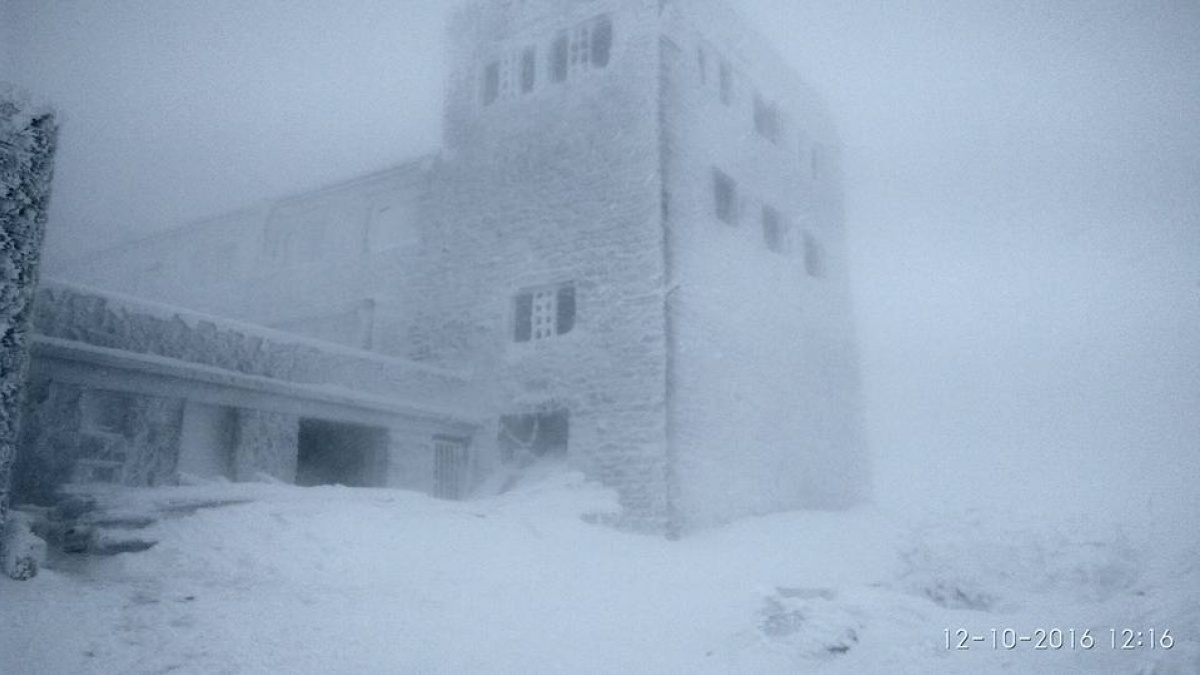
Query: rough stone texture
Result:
<box><xmin>659</xmin><ymin>1</ymin><xmax>868</xmax><ymax>527</ymax></box>
<box><xmin>54</xmin><ymin>0</ymin><xmax>869</xmax><ymax>531</ymax></box>
<box><xmin>32</xmin><ymin>280</ymin><xmax>474</xmax><ymax>413</ymax></box>
<box><xmin>421</xmin><ymin>0</ymin><xmax>673</xmax><ymax>529</ymax></box>
<box><xmin>0</xmin><ymin>86</ymin><xmax>57</xmax><ymax>567</ymax></box>
<box><xmin>233</xmin><ymin>410</ymin><xmax>299</xmax><ymax>483</ymax></box>
<box><xmin>14</xmin><ymin>379</ymin><xmax>185</xmax><ymax>505</ymax></box>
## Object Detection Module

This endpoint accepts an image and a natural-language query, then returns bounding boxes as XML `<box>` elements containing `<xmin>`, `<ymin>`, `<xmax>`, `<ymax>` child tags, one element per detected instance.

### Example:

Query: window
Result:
<box><xmin>483</xmin><ymin>61</ymin><xmax>500</xmax><ymax>105</ymax></box>
<box><xmin>712</xmin><ymin>169</ymin><xmax>738</xmax><ymax>225</ymax></box>
<box><xmin>762</xmin><ymin>205</ymin><xmax>786</xmax><ymax>254</ymax></box>
<box><xmin>754</xmin><ymin>93</ymin><xmax>782</xmax><ymax>144</ymax></box>
<box><xmin>499</xmin><ymin>409</ymin><xmax>569</xmax><ymax>462</ymax></box>
<box><xmin>514</xmin><ymin>284</ymin><xmax>575</xmax><ymax>343</ymax></box>
<box><xmin>550</xmin><ymin>15</ymin><xmax>612</xmax><ymax>84</ymax></box>
<box><xmin>551</xmin><ymin>32</ymin><xmax>569</xmax><ymax>83</ymax></box>
<box><xmin>591</xmin><ymin>15</ymin><xmax>613</xmax><ymax>68</ymax></box>
<box><xmin>697</xmin><ymin>46</ymin><xmax>707</xmax><ymax>84</ymax></box>
<box><xmin>718</xmin><ymin>59</ymin><xmax>733</xmax><ymax>105</ymax></box>
<box><xmin>521</xmin><ymin>47</ymin><xmax>537</xmax><ymax>93</ymax></box>
<box><xmin>803</xmin><ymin>232</ymin><xmax>826</xmax><ymax>278</ymax></box>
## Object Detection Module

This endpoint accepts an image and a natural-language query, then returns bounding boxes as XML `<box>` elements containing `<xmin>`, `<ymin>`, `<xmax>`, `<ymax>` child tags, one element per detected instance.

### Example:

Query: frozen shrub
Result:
<box><xmin>0</xmin><ymin>84</ymin><xmax>58</xmax><ymax>576</ymax></box>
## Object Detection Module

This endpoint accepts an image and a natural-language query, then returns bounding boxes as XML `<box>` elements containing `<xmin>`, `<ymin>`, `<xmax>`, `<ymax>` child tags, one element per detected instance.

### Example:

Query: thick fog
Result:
<box><xmin>4</xmin><ymin>0</ymin><xmax>1198</xmax><ymax>521</ymax></box>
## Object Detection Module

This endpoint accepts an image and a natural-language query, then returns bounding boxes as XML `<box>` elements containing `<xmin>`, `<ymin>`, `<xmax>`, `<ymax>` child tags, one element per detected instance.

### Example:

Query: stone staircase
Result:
<box><xmin>7</xmin><ymin>486</ymin><xmax>251</xmax><ymax>578</ymax></box>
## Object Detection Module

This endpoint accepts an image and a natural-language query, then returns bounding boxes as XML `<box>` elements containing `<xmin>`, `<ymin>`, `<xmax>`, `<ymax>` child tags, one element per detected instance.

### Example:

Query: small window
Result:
<box><xmin>762</xmin><ymin>205</ymin><xmax>786</xmax><ymax>254</ymax></box>
<box><xmin>754</xmin><ymin>93</ymin><xmax>781</xmax><ymax>144</ymax></box>
<box><xmin>483</xmin><ymin>61</ymin><xmax>500</xmax><ymax>105</ymax></box>
<box><xmin>719</xmin><ymin>60</ymin><xmax>733</xmax><ymax>105</ymax></box>
<box><xmin>514</xmin><ymin>283</ymin><xmax>575</xmax><ymax>343</ymax></box>
<box><xmin>591</xmin><ymin>15</ymin><xmax>613</xmax><ymax>68</ymax></box>
<box><xmin>697</xmin><ymin>47</ymin><xmax>707</xmax><ymax>84</ymax></box>
<box><xmin>551</xmin><ymin>32</ymin><xmax>569</xmax><ymax>83</ymax></box>
<box><xmin>712</xmin><ymin>169</ymin><xmax>738</xmax><ymax>225</ymax></box>
<box><xmin>521</xmin><ymin>47</ymin><xmax>537</xmax><ymax>93</ymax></box>
<box><xmin>803</xmin><ymin>232</ymin><xmax>826</xmax><ymax>278</ymax></box>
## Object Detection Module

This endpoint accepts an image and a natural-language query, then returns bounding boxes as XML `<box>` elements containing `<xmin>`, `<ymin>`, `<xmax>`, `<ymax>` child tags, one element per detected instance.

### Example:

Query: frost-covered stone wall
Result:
<box><xmin>0</xmin><ymin>87</ymin><xmax>57</xmax><ymax>564</ymax></box>
<box><xmin>233</xmin><ymin>410</ymin><xmax>299</xmax><ymax>483</ymax></box>
<box><xmin>660</xmin><ymin>1</ymin><xmax>868</xmax><ymax>527</ymax></box>
<box><xmin>31</xmin><ymin>280</ymin><xmax>475</xmax><ymax>413</ymax></box>
<box><xmin>15</xmin><ymin>380</ymin><xmax>185</xmax><ymax>504</ymax></box>
<box><xmin>16</xmin><ymin>282</ymin><xmax>478</xmax><ymax>503</ymax></box>
<box><xmin>419</xmin><ymin>0</ymin><xmax>673</xmax><ymax>529</ymax></box>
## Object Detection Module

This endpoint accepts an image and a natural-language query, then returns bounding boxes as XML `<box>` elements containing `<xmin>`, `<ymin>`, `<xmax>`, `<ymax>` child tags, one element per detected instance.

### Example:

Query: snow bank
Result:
<box><xmin>1</xmin><ymin>477</ymin><xmax>1195</xmax><ymax>674</ymax></box>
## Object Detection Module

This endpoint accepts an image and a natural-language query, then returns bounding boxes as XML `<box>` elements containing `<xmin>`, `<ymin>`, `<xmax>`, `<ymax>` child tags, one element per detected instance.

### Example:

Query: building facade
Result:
<box><xmin>57</xmin><ymin>0</ymin><xmax>867</xmax><ymax>531</ymax></box>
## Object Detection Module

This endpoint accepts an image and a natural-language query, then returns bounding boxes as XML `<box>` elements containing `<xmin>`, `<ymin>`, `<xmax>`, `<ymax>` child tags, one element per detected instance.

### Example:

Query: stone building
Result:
<box><xmin>50</xmin><ymin>0</ymin><xmax>867</xmax><ymax>531</ymax></box>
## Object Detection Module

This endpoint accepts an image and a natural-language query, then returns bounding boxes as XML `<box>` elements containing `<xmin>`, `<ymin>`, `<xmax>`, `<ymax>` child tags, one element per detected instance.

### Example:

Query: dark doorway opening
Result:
<box><xmin>296</xmin><ymin>419</ymin><xmax>389</xmax><ymax>488</ymax></box>
<box><xmin>499</xmin><ymin>409</ymin><xmax>569</xmax><ymax>463</ymax></box>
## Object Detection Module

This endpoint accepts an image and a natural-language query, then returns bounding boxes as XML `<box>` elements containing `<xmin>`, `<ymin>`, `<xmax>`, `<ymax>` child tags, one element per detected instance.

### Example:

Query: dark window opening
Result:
<box><xmin>698</xmin><ymin>47</ymin><xmax>707</xmax><ymax>84</ymax></box>
<box><xmin>521</xmin><ymin>47</ymin><xmax>537</xmax><ymax>93</ymax></box>
<box><xmin>591</xmin><ymin>15</ymin><xmax>613</xmax><ymax>68</ymax></box>
<box><xmin>804</xmin><ymin>232</ymin><xmax>827</xmax><ymax>278</ymax></box>
<box><xmin>551</xmin><ymin>32</ymin><xmax>569</xmax><ymax>83</ymax></box>
<box><xmin>514</xmin><ymin>283</ymin><xmax>576</xmax><ymax>343</ymax></box>
<box><xmin>719</xmin><ymin>59</ymin><xmax>733</xmax><ymax>105</ymax></box>
<box><xmin>754</xmin><ymin>93</ymin><xmax>781</xmax><ymax>144</ymax></box>
<box><xmin>483</xmin><ymin>61</ymin><xmax>500</xmax><ymax>105</ymax></box>
<box><xmin>713</xmin><ymin>168</ymin><xmax>738</xmax><ymax>225</ymax></box>
<box><xmin>297</xmin><ymin>419</ymin><xmax>389</xmax><ymax>488</ymax></box>
<box><xmin>499</xmin><ymin>410</ymin><xmax>569</xmax><ymax>462</ymax></box>
<box><xmin>763</xmin><ymin>205</ymin><xmax>785</xmax><ymax>254</ymax></box>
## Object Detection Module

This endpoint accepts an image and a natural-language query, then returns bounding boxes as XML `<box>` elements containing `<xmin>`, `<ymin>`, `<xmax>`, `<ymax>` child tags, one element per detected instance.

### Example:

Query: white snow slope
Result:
<box><xmin>2</xmin><ymin>472</ymin><xmax>1197</xmax><ymax>674</ymax></box>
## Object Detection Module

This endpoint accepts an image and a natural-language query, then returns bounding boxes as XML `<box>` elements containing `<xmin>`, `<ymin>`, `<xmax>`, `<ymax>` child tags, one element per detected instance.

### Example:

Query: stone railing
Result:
<box><xmin>31</xmin><ymin>279</ymin><xmax>479</xmax><ymax>415</ymax></box>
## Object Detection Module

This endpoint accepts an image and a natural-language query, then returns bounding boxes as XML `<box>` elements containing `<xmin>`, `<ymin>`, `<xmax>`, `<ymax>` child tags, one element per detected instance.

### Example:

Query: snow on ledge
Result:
<box><xmin>37</xmin><ymin>277</ymin><xmax>472</xmax><ymax>381</ymax></box>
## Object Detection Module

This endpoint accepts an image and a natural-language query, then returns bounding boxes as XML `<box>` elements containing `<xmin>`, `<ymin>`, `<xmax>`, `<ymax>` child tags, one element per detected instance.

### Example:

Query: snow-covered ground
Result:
<box><xmin>2</xmin><ymin>472</ymin><xmax>1197</xmax><ymax>674</ymax></box>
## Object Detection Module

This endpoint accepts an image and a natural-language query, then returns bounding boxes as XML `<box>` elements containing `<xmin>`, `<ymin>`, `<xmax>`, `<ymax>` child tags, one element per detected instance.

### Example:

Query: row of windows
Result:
<box><xmin>482</xmin><ymin>15</ymin><xmax>613</xmax><ymax>106</ymax></box>
<box><xmin>712</xmin><ymin>167</ymin><xmax>826</xmax><ymax>277</ymax></box>
<box><xmin>699</xmin><ymin>44</ymin><xmax>829</xmax><ymax>180</ymax></box>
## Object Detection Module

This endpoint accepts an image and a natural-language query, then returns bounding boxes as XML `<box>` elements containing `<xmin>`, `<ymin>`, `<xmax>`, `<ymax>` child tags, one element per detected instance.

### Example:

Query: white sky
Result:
<box><xmin>5</xmin><ymin>0</ymin><xmax>1199</xmax><ymax>516</ymax></box>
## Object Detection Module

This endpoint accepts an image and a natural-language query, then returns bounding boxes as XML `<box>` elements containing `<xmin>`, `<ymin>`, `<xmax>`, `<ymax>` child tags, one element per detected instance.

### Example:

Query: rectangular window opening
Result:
<box><xmin>763</xmin><ymin>205</ymin><xmax>786</xmax><ymax>254</ymax></box>
<box><xmin>521</xmin><ymin>47</ymin><xmax>537</xmax><ymax>93</ymax></box>
<box><xmin>514</xmin><ymin>283</ymin><xmax>576</xmax><ymax>343</ymax></box>
<box><xmin>754</xmin><ymin>93</ymin><xmax>781</xmax><ymax>144</ymax></box>
<box><xmin>712</xmin><ymin>168</ymin><xmax>738</xmax><ymax>225</ymax></box>
<box><xmin>804</xmin><ymin>232</ymin><xmax>827</xmax><ymax>278</ymax></box>
<box><xmin>483</xmin><ymin>61</ymin><xmax>500</xmax><ymax>105</ymax></box>
<box><xmin>719</xmin><ymin>60</ymin><xmax>733</xmax><ymax>105</ymax></box>
<box><xmin>551</xmin><ymin>32</ymin><xmax>570</xmax><ymax>83</ymax></box>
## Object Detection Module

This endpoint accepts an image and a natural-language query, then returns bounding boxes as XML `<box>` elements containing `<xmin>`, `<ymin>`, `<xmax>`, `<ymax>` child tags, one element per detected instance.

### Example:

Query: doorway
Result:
<box><xmin>296</xmin><ymin>419</ymin><xmax>389</xmax><ymax>487</ymax></box>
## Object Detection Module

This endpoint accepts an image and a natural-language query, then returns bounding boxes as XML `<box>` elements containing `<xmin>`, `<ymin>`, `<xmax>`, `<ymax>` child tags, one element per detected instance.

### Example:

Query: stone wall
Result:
<box><xmin>32</xmin><ymin>280</ymin><xmax>475</xmax><ymax>415</ymax></box>
<box><xmin>15</xmin><ymin>381</ymin><xmax>185</xmax><ymax>504</ymax></box>
<box><xmin>424</xmin><ymin>0</ymin><xmax>673</xmax><ymax>529</ymax></box>
<box><xmin>0</xmin><ymin>87</ymin><xmax>56</xmax><ymax>567</ymax></box>
<box><xmin>233</xmin><ymin>410</ymin><xmax>299</xmax><ymax>483</ymax></box>
<box><xmin>659</xmin><ymin>3</ymin><xmax>869</xmax><ymax>528</ymax></box>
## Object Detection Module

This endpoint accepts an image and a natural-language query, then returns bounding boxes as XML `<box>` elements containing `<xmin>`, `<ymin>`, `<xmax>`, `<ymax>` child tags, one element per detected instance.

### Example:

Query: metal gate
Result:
<box><xmin>433</xmin><ymin>437</ymin><xmax>469</xmax><ymax>500</ymax></box>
